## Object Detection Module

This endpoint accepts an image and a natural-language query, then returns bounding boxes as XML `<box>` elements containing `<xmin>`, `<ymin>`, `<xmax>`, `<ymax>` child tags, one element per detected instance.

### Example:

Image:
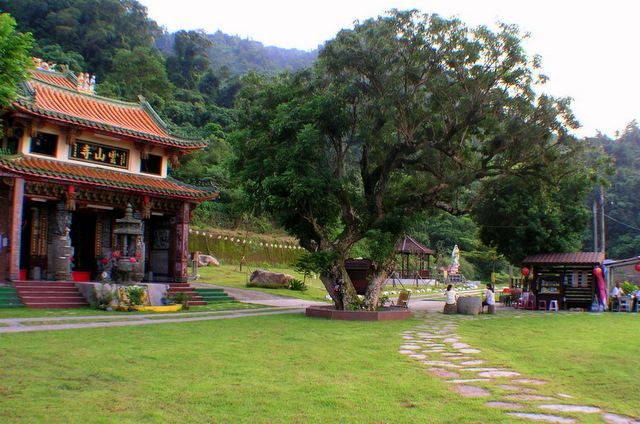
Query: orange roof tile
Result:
<box><xmin>30</xmin><ymin>69</ymin><xmax>77</xmax><ymax>90</ymax></box>
<box><xmin>0</xmin><ymin>155</ymin><xmax>217</xmax><ymax>201</ymax></box>
<box><xmin>13</xmin><ymin>73</ymin><xmax>206</xmax><ymax>150</ymax></box>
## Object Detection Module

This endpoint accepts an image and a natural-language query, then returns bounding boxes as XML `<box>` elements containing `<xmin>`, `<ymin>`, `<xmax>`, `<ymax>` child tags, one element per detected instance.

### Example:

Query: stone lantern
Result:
<box><xmin>112</xmin><ymin>204</ymin><xmax>145</xmax><ymax>283</ymax></box>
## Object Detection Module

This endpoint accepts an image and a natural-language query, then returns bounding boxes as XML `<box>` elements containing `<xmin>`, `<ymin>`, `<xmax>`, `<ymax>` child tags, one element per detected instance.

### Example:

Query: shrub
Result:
<box><xmin>92</xmin><ymin>283</ymin><xmax>114</xmax><ymax>310</ymax></box>
<box><xmin>246</xmin><ymin>281</ymin><xmax>286</xmax><ymax>289</ymax></box>
<box><xmin>126</xmin><ymin>286</ymin><xmax>146</xmax><ymax>306</ymax></box>
<box><xmin>172</xmin><ymin>292</ymin><xmax>193</xmax><ymax>310</ymax></box>
<box><xmin>289</xmin><ymin>279</ymin><xmax>306</xmax><ymax>292</ymax></box>
<box><xmin>621</xmin><ymin>281</ymin><xmax>638</xmax><ymax>296</ymax></box>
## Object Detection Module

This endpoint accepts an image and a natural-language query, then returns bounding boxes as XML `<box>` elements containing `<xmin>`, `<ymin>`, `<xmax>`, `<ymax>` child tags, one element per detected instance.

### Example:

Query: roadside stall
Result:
<box><xmin>521</xmin><ymin>252</ymin><xmax>605</xmax><ymax>311</ymax></box>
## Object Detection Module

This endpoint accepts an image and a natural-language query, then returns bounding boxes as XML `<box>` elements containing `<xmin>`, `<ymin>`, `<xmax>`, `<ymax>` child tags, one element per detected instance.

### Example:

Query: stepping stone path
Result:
<box><xmin>397</xmin><ymin>310</ymin><xmax>640</xmax><ymax>424</ymax></box>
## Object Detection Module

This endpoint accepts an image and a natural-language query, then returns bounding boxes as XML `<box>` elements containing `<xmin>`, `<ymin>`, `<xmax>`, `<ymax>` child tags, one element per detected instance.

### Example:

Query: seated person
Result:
<box><xmin>482</xmin><ymin>283</ymin><xmax>495</xmax><ymax>312</ymax></box>
<box><xmin>611</xmin><ymin>282</ymin><xmax>625</xmax><ymax>311</ymax></box>
<box><xmin>445</xmin><ymin>284</ymin><xmax>457</xmax><ymax>305</ymax></box>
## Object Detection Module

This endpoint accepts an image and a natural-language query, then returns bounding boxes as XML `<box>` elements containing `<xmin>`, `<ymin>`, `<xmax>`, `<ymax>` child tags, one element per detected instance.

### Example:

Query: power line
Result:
<box><xmin>604</xmin><ymin>214</ymin><xmax>640</xmax><ymax>232</ymax></box>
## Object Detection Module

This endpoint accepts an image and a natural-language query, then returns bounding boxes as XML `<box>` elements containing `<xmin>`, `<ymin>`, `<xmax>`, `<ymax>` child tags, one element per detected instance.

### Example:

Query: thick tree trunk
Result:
<box><xmin>363</xmin><ymin>269</ymin><xmax>391</xmax><ymax>310</ymax></box>
<box><xmin>320</xmin><ymin>263</ymin><xmax>359</xmax><ymax>310</ymax></box>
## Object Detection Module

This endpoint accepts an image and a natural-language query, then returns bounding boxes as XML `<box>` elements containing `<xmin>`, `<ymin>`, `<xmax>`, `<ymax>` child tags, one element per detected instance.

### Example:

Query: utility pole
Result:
<box><xmin>600</xmin><ymin>185</ymin><xmax>606</xmax><ymax>255</ymax></box>
<box><xmin>593</xmin><ymin>199</ymin><xmax>598</xmax><ymax>252</ymax></box>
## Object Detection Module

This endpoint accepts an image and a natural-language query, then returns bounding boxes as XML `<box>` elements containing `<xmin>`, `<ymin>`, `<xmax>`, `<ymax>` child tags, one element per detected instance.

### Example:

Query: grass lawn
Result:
<box><xmin>456</xmin><ymin>311</ymin><xmax>640</xmax><ymax>419</ymax></box>
<box><xmin>0</xmin><ymin>314</ymin><xmax>503</xmax><ymax>424</ymax></box>
<box><xmin>0</xmin><ymin>310</ymin><xmax>639</xmax><ymax>423</ymax></box>
<box><xmin>196</xmin><ymin>264</ymin><xmax>331</xmax><ymax>302</ymax></box>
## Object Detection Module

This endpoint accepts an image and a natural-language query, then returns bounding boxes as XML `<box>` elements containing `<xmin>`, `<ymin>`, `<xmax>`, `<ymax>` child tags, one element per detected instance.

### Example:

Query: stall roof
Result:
<box><xmin>395</xmin><ymin>236</ymin><xmax>435</xmax><ymax>255</ymax></box>
<box><xmin>522</xmin><ymin>252</ymin><xmax>604</xmax><ymax>266</ymax></box>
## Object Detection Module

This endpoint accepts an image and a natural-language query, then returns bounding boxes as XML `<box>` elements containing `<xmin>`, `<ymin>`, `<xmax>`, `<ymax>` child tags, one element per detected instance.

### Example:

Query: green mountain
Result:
<box><xmin>156</xmin><ymin>30</ymin><xmax>317</xmax><ymax>76</ymax></box>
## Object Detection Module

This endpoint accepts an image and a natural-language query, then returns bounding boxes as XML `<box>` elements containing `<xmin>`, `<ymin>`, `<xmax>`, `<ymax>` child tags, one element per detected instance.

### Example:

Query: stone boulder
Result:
<box><xmin>196</xmin><ymin>254</ymin><xmax>220</xmax><ymax>267</ymax></box>
<box><xmin>248</xmin><ymin>269</ymin><xmax>296</xmax><ymax>288</ymax></box>
<box><xmin>457</xmin><ymin>296</ymin><xmax>482</xmax><ymax>315</ymax></box>
<box><xmin>443</xmin><ymin>303</ymin><xmax>457</xmax><ymax>314</ymax></box>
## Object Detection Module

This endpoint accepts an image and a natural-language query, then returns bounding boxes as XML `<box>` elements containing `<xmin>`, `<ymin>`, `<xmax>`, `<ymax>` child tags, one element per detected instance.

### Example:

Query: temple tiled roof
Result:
<box><xmin>0</xmin><ymin>155</ymin><xmax>217</xmax><ymax>201</ymax></box>
<box><xmin>29</xmin><ymin>69</ymin><xmax>77</xmax><ymax>90</ymax></box>
<box><xmin>12</xmin><ymin>71</ymin><xmax>207</xmax><ymax>150</ymax></box>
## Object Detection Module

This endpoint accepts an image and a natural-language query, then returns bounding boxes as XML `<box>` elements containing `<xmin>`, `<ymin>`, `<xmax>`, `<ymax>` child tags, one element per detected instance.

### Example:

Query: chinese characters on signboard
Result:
<box><xmin>69</xmin><ymin>140</ymin><xmax>129</xmax><ymax>169</ymax></box>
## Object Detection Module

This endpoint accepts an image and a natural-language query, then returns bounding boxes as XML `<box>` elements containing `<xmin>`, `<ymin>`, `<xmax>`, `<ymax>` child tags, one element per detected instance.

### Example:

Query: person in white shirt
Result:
<box><xmin>482</xmin><ymin>283</ymin><xmax>495</xmax><ymax>312</ymax></box>
<box><xmin>611</xmin><ymin>282</ymin><xmax>625</xmax><ymax>311</ymax></box>
<box><xmin>445</xmin><ymin>284</ymin><xmax>457</xmax><ymax>305</ymax></box>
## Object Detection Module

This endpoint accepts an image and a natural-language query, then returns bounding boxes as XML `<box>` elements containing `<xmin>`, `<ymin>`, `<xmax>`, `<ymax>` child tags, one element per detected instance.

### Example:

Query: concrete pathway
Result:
<box><xmin>0</xmin><ymin>285</ymin><xmax>468</xmax><ymax>333</ymax></box>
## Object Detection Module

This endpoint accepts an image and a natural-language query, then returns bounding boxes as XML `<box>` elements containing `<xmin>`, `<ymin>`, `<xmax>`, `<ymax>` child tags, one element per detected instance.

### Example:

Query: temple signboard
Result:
<box><xmin>69</xmin><ymin>140</ymin><xmax>129</xmax><ymax>169</ymax></box>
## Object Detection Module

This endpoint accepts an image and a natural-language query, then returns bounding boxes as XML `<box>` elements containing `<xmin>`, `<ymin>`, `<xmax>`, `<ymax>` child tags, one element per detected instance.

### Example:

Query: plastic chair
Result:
<box><xmin>393</xmin><ymin>291</ymin><xmax>411</xmax><ymax>308</ymax></box>
<box><xmin>619</xmin><ymin>297</ymin><xmax>632</xmax><ymax>312</ymax></box>
<box><xmin>525</xmin><ymin>295</ymin><xmax>536</xmax><ymax>310</ymax></box>
<box><xmin>549</xmin><ymin>300</ymin><xmax>559</xmax><ymax>311</ymax></box>
<box><xmin>538</xmin><ymin>300</ymin><xmax>547</xmax><ymax>310</ymax></box>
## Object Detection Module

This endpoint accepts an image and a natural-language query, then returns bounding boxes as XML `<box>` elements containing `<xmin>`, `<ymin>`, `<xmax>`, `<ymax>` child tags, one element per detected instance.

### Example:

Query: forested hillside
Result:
<box><xmin>1</xmin><ymin>0</ymin><xmax>638</xmax><ymax>280</ymax></box>
<box><xmin>155</xmin><ymin>31</ymin><xmax>316</xmax><ymax>75</ymax></box>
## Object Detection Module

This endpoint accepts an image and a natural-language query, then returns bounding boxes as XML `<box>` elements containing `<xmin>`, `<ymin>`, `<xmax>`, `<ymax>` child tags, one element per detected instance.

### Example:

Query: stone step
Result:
<box><xmin>25</xmin><ymin>300</ymin><xmax>90</xmax><ymax>309</ymax></box>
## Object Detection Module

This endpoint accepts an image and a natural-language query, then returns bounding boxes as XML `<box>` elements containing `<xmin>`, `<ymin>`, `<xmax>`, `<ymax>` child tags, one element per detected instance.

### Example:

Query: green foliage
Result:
<box><xmin>473</xmin><ymin>173</ymin><xmax>594</xmax><ymax>264</ymax></box>
<box><xmin>156</xmin><ymin>30</ymin><xmax>316</xmax><ymax>76</ymax></box>
<box><xmin>91</xmin><ymin>283</ymin><xmax>114</xmax><ymax>310</ymax></box>
<box><xmin>125</xmin><ymin>285</ymin><xmax>146</xmax><ymax>306</ymax></box>
<box><xmin>100</xmin><ymin>46</ymin><xmax>172</xmax><ymax>105</ymax></box>
<box><xmin>231</xmin><ymin>10</ymin><xmax>587</xmax><ymax>308</ymax></box>
<box><xmin>171</xmin><ymin>292</ymin><xmax>192</xmax><ymax>309</ymax></box>
<box><xmin>30</xmin><ymin>43</ymin><xmax>85</xmax><ymax>71</ymax></box>
<box><xmin>288</xmin><ymin>279</ymin><xmax>306</xmax><ymax>292</ymax></box>
<box><xmin>1</xmin><ymin>0</ymin><xmax>160</xmax><ymax>76</ymax></box>
<box><xmin>246</xmin><ymin>281</ymin><xmax>286</xmax><ymax>289</ymax></box>
<box><xmin>165</xmin><ymin>30</ymin><xmax>212</xmax><ymax>90</ymax></box>
<box><xmin>377</xmin><ymin>294</ymin><xmax>390</xmax><ymax>308</ymax></box>
<box><xmin>0</xmin><ymin>13</ymin><xmax>33</xmax><ymax>108</ymax></box>
<box><xmin>621</xmin><ymin>281</ymin><xmax>638</xmax><ymax>296</ymax></box>
<box><xmin>592</xmin><ymin>121</ymin><xmax>640</xmax><ymax>259</ymax></box>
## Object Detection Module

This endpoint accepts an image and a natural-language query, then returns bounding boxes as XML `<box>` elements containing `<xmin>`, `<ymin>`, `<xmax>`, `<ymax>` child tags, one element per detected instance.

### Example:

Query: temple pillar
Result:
<box><xmin>172</xmin><ymin>202</ymin><xmax>190</xmax><ymax>283</ymax></box>
<box><xmin>8</xmin><ymin>178</ymin><xmax>24</xmax><ymax>280</ymax></box>
<box><xmin>50</xmin><ymin>203</ymin><xmax>73</xmax><ymax>281</ymax></box>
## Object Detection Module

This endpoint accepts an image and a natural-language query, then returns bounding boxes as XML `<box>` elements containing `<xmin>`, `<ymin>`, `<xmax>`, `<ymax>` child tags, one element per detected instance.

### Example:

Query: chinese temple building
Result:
<box><xmin>0</xmin><ymin>60</ymin><xmax>217</xmax><ymax>295</ymax></box>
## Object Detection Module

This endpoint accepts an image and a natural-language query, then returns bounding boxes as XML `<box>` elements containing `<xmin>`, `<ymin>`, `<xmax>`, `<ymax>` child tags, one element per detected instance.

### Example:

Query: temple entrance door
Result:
<box><xmin>20</xmin><ymin>202</ymin><xmax>49</xmax><ymax>280</ymax></box>
<box><xmin>70</xmin><ymin>211</ymin><xmax>96</xmax><ymax>278</ymax></box>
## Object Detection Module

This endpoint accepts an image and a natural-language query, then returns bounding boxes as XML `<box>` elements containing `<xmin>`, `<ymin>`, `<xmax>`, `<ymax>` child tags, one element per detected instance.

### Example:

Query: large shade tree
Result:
<box><xmin>231</xmin><ymin>10</ymin><xmax>584</xmax><ymax>310</ymax></box>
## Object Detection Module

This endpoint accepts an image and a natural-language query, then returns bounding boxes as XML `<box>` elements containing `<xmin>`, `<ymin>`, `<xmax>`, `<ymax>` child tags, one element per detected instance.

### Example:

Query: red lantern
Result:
<box><xmin>593</xmin><ymin>267</ymin><xmax>602</xmax><ymax>276</ymax></box>
<box><xmin>521</xmin><ymin>267</ymin><xmax>530</xmax><ymax>276</ymax></box>
<box><xmin>113</xmin><ymin>251</ymin><xmax>121</xmax><ymax>258</ymax></box>
<box><xmin>130</xmin><ymin>257</ymin><xmax>136</xmax><ymax>263</ymax></box>
<box><xmin>101</xmin><ymin>258</ymin><xmax>109</xmax><ymax>264</ymax></box>
<box><xmin>635</xmin><ymin>263</ymin><xmax>640</xmax><ymax>272</ymax></box>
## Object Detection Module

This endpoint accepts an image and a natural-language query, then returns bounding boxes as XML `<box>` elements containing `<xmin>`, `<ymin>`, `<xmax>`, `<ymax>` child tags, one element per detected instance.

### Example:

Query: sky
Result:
<box><xmin>140</xmin><ymin>0</ymin><xmax>640</xmax><ymax>139</ymax></box>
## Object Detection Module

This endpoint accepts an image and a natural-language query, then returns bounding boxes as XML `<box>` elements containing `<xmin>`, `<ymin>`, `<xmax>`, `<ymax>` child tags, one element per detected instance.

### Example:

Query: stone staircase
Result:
<box><xmin>168</xmin><ymin>282</ymin><xmax>207</xmax><ymax>307</ymax></box>
<box><xmin>194</xmin><ymin>287</ymin><xmax>236</xmax><ymax>304</ymax></box>
<box><xmin>0</xmin><ymin>286</ymin><xmax>24</xmax><ymax>308</ymax></box>
<box><xmin>12</xmin><ymin>281</ymin><xmax>89</xmax><ymax>309</ymax></box>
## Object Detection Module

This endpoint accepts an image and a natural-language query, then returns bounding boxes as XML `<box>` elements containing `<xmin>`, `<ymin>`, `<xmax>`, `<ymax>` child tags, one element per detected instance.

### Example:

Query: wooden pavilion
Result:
<box><xmin>394</xmin><ymin>236</ymin><xmax>435</xmax><ymax>279</ymax></box>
